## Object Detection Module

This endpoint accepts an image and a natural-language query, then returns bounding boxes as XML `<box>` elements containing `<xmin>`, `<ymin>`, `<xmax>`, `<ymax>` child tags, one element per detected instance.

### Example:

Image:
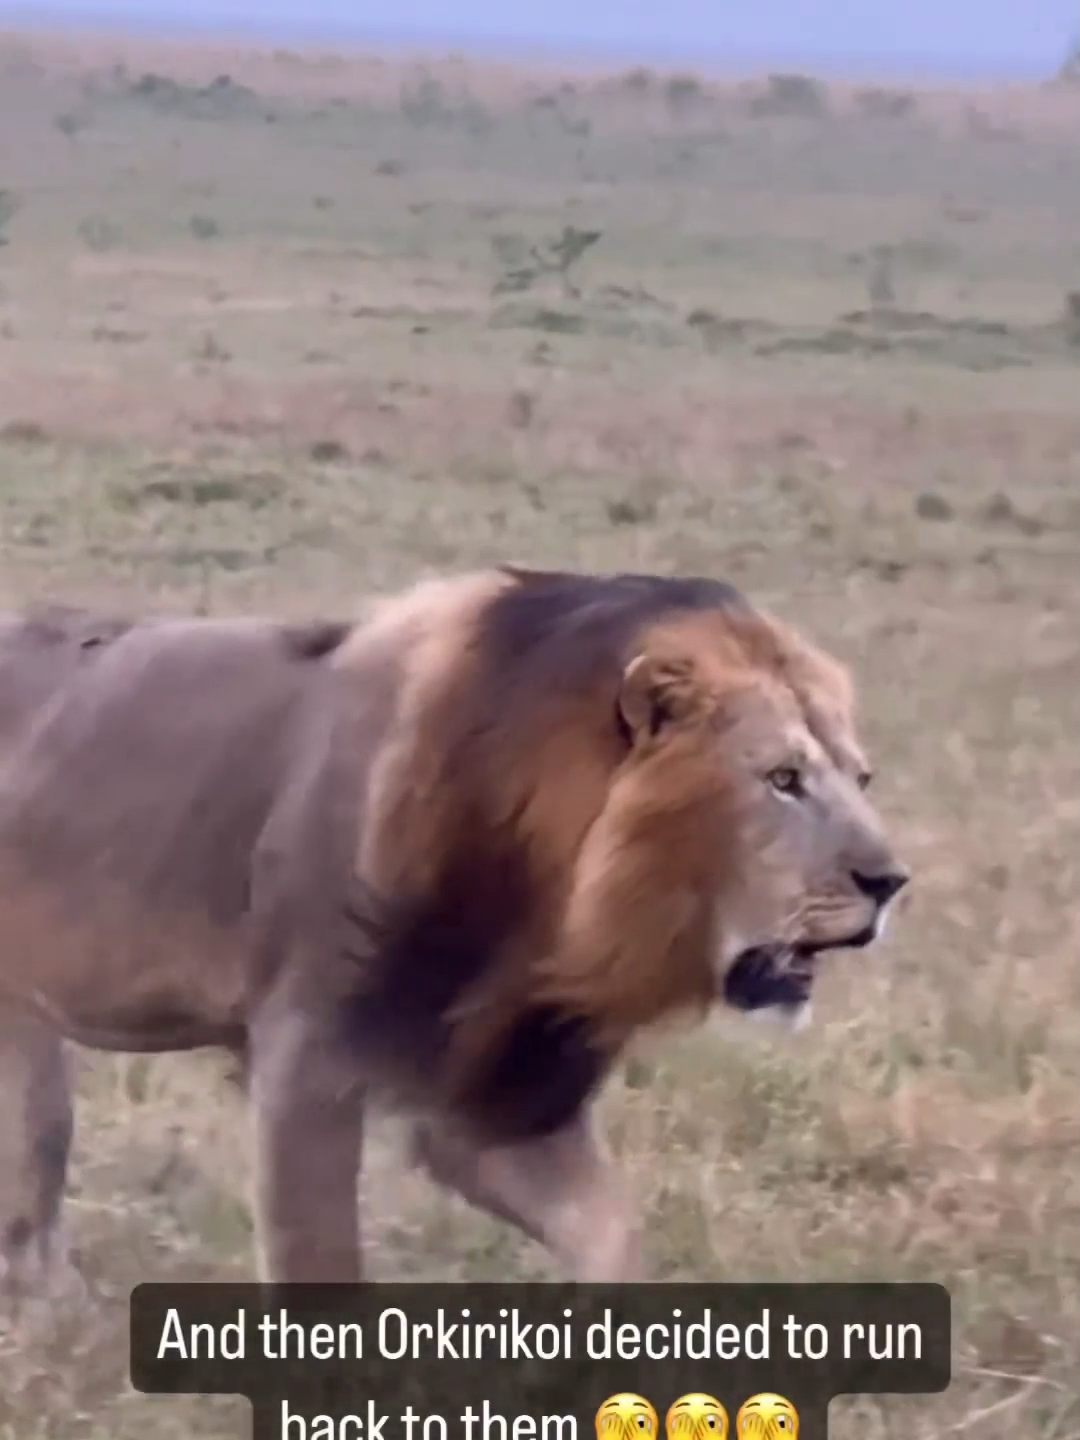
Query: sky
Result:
<box><xmin>2</xmin><ymin>0</ymin><xmax>1077</xmax><ymax>81</ymax></box>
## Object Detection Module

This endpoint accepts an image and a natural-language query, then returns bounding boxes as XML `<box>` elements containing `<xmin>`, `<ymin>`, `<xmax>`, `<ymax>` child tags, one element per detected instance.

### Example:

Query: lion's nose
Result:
<box><xmin>851</xmin><ymin>864</ymin><xmax>909</xmax><ymax>906</ymax></box>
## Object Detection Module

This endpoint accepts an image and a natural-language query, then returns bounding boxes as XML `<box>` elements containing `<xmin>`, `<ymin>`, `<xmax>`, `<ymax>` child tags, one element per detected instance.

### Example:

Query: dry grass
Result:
<box><xmin>0</xmin><ymin>28</ymin><xmax>1078</xmax><ymax>1440</ymax></box>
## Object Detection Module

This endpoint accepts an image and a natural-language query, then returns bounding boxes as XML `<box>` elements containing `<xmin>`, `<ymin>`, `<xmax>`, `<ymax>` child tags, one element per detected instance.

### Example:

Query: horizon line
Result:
<box><xmin>0</xmin><ymin>5</ymin><xmax>1069</xmax><ymax>85</ymax></box>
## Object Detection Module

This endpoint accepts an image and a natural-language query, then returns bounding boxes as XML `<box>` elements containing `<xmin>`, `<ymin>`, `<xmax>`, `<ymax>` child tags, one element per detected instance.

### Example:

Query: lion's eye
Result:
<box><xmin>768</xmin><ymin>766</ymin><xmax>804</xmax><ymax>798</ymax></box>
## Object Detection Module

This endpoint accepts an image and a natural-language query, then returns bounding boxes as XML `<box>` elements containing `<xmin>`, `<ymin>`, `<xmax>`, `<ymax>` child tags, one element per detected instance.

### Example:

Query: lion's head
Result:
<box><xmin>666</xmin><ymin>608</ymin><xmax>904</xmax><ymax>1027</ymax></box>
<box><xmin>521</xmin><ymin>587</ymin><xmax>908</xmax><ymax>1038</ymax></box>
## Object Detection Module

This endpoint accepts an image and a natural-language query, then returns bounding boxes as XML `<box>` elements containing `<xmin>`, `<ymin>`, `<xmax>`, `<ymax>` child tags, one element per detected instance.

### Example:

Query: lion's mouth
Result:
<box><xmin>722</xmin><ymin>944</ymin><xmax>815</xmax><ymax>1013</ymax></box>
<box><xmin>723</xmin><ymin>927</ymin><xmax>877</xmax><ymax>1014</ymax></box>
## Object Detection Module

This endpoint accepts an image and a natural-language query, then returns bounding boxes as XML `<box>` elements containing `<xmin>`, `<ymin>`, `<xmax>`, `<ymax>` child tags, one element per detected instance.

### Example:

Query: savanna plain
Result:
<box><xmin>0</xmin><ymin>30</ymin><xmax>1078</xmax><ymax>1440</ymax></box>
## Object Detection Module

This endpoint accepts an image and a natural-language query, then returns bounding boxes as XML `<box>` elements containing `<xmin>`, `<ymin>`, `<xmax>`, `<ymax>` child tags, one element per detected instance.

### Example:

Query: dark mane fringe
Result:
<box><xmin>278</xmin><ymin>620</ymin><xmax>355</xmax><ymax>662</ymax></box>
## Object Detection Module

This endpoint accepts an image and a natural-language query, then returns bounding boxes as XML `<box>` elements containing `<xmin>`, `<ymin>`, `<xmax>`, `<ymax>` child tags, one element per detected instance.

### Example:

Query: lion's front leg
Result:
<box><xmin>247</xmin><ymin>1007</ymin><xmax>365</xmax><ymax>1284</ymax></box>
<box><xmin>412</xmin><ymin>1110</ymin><xmax>643</xmax><ymax>1282</ymax></box>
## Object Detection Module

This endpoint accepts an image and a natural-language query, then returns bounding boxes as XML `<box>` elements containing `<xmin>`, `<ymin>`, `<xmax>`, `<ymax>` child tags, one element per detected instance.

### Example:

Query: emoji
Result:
<box><xmin>735</xmin><ymin>1395</ymin><xmax>799</xmax><ymax>1439</ymax></box>
<box><xmin>666</xmin><ymin>1393</ymin><xmax>729</xmax><ymax>1440</ymax></box>
<box><xmin>596</xmin><ymin>1395</ymin><xmax>660</xmax><ymax>1440</ymax></box>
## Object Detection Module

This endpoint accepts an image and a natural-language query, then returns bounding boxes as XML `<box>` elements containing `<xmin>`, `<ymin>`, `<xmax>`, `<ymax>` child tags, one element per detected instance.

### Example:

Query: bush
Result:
<box><xmin>750</xmin><ymin>73</ymin><xmax>829</xmax><ymax>118</ymax></box>
<box><xmin>664</xmin><ymin>73</ymin><xmax>705</xmax><ymax>117</ymax></box>
<box><xmin>0</xmin><ymin>189</ymin><xmax>17</xmax><ymax>247</ymax></box>
<box><xmin>78</xmin><ymin>215</ymin><xmax>122</xmax><ymax>252</ymax></box>
<box><xmin>854</xmin><ymin>87</ymin><xmax>916</xmax><ymax>119</ymax></box>
<box><xmin>189</xmin><ymin>214</ymin><xmax>220</xmax><ymax>240</ymax></box>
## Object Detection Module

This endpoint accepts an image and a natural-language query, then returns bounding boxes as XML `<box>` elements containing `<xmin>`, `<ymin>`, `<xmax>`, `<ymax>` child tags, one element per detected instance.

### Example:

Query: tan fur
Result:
<box><xmin>345</xmin><ymin>570</ymin><xmax>516</xmax><ymax>891</ymax></box>
<box><xmin>0</xmin><ymin>570</ymin><xmax>907</xmax><ymax>1295</ymax></box>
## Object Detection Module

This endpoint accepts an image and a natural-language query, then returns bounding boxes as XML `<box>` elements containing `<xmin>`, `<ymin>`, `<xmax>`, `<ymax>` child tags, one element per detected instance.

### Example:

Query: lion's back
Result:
<box><xmin>0</xmin><ymin>616</ymin><xmax>338</xmax><ymax>929</ymax></box>
<box><xmin>0</xmin><ymin>604</ymin><xmax>135</xmax><ymax>754</ymax></box>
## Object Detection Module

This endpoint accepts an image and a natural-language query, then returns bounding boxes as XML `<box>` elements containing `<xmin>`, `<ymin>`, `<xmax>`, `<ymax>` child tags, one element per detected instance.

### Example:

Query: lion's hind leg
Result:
<box><xmin>0</xmin><ymin>1000</ymin><xmax>77</xmax><ymax>1308</ymax></box>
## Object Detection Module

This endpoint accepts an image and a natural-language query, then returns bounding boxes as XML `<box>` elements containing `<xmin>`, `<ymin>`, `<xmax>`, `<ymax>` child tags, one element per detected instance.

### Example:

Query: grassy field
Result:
<box><xmin>0</xmin><ymin>28</ymin><xmax>1078</xmax><ymax>1439</ymax></box>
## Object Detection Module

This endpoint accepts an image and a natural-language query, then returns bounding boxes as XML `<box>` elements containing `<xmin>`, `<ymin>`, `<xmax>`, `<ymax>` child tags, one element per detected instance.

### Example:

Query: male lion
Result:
<box><xmin>0</xmin><ymin>568</ymin><xmax>908</xmax><ymax>1292</ymax></box>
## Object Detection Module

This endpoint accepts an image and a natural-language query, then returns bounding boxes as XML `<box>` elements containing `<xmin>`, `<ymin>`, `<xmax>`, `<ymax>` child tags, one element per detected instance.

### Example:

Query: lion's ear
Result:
<box><xmin>617</xmin><ymin>652</ymin><xmax>700</xmax><ymax>742</ymax></box>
